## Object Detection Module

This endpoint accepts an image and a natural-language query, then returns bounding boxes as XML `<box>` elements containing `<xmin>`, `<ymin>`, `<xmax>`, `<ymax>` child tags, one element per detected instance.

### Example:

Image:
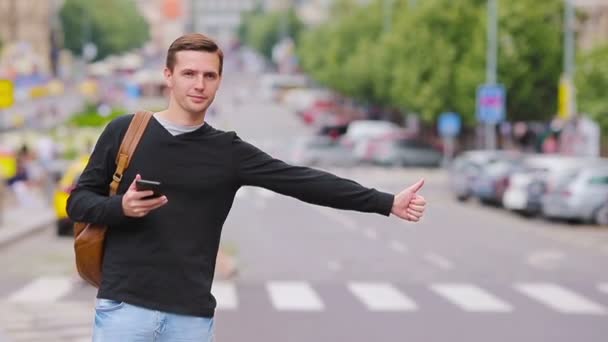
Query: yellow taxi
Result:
<box><xmin>54</xmin><ymin>156</ymin><xmax>89</xmax><ymax>236</ymax></box>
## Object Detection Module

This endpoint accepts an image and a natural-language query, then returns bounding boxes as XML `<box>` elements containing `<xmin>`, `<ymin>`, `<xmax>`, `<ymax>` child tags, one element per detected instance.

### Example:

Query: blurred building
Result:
<box><xmin>0</xmin><ymin>0</ymin><xmax>61</xmax><ymax>77</ymax></box>
<box><xmin>188</xmin><ymin>0</ymin><xmax>257</xmax><ymax>45</ymax></box>
<box><xmin>574</xmin><ymin>0</ymin><xmax>608</xmax><ymax>50</ymax></box>
<box><xmin>134</xmin><ymin>0</ymin><xmax>188</xmax><ymax>55</ymax></box>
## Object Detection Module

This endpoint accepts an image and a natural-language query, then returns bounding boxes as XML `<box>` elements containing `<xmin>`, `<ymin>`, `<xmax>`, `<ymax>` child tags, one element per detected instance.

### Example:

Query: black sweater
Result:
<box><xmin>67</xmin><ymin>114</ymin><xmax>394</xmax><ymax>317</ymax></box>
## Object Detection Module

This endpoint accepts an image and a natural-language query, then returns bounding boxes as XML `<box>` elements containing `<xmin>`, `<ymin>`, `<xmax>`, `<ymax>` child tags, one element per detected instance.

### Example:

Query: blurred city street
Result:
<box><xmin>1</xmin><ymin>0</ymin><xmax>608</xmax><ymax>341</ymax></box>
<box><xmin>0</xmin><ymin>76</ymin><xmax>607</xmax><ymax>341</ymax></box>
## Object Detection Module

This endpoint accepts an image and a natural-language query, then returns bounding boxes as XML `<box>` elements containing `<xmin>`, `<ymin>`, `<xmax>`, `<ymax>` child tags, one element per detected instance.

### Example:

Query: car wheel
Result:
<box><xmin>594</xmin><ymin>204</ymin><xmax>608</xmax><ymax>225</ymax></box>
<box><xmin>456</xmin><ymin>194</ymin><xmax>469</xmax><ymax>202</ymax></box>
<box><xmin>57</xmin><ymin>220</ymin><xmax>73</xmax><ymax>237</ymax></box>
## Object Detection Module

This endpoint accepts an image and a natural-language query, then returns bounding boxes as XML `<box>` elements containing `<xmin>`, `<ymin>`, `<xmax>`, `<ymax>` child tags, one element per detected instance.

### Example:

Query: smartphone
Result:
<box><xmin>135</xmin><ymin>179</ymin><xmax>163</xmax><ymax>199</ymax></box>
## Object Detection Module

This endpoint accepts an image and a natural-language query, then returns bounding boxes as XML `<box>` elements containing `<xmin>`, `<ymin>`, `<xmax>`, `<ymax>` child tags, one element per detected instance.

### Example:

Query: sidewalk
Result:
<box><xmin>0</xmin><ymin>204</ymin><xmax>55</xmax><ymax>249</ymax></box>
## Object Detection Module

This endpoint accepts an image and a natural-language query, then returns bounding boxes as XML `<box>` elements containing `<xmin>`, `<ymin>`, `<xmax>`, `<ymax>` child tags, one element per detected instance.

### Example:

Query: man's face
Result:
<box><xmin>164</xmin><ymin>50</ymin><xmax>222</xmax><ymax>115</ymax></box>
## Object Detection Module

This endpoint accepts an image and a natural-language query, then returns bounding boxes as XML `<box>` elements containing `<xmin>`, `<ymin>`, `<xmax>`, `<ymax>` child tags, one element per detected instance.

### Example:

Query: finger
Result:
<box><xmin>406</xmin><ymin>179</ymin><xmax>425</xmax><ymax>194</ymax></box>
<box><xmin>407</xmin><ymin>213</ymin><xmax>420</xmax><ymax>222</ymax></box>
<box><xmin>130</xmin><ymin>190</ymin><xmax>155</xmax><ymax>200</ymax></box>
<box><xmin>129</xmin><ymin>174</ymin><xmax>142</xmax><ymax>191</ymax></box>
<box><xmin>413</xmin><ymin>194</ymin><xmax>425</xmax><ymax>201</ymax></box>
<box><xmin>132</xmin><ymin>196</ymin><xmax>167</xmax><ymax>209</ymax></box>
<box><xmin>146</xmin><ymin>198</ymin><xmax>169</xmax><ymax>211</ymax></box>
<box><xmin>408</xmin><ymin>204</ymin><xmax>425</xmax><ymax>212</ymax></box>
<box><xmin>410</xmin><ymin>197</ymin><xmax>426</xmax><ymax>206</ymax></box>
<box><xmin>407</xmin><ymin>208</ymin><xmax>423</xmax><ymax>218</ymax></box>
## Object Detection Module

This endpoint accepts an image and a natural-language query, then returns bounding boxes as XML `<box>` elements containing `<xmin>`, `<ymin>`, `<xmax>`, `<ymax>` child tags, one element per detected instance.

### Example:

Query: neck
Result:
<box><xmin>157</xmin><ymin>98</ymin><xmax>206</xmax><ymax>126</ymax></box>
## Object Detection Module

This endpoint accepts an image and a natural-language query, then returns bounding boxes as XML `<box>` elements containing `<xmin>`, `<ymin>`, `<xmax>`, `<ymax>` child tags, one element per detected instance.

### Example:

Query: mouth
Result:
<box><xmin>188</xmin><ymin>95</ymin><xmax>208</xmax><ymax>102</ymax></box>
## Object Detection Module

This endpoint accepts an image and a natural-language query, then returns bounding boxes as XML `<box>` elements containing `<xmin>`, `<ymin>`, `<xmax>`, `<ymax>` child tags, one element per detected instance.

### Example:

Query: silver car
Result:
<box><xmin>541</xmin><ymin>165</ymin><xmax>608</xmax><ymax>223</ymax></box>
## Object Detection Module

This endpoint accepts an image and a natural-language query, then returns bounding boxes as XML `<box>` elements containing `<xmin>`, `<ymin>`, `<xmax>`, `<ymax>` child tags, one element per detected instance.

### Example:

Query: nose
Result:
<box><xmin>194</xmin><ymin>75</ymin><xmax>205</xmax><ymax>91</ymax></box>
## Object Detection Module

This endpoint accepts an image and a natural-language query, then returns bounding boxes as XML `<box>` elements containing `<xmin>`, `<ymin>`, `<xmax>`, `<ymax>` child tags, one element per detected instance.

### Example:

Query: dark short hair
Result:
<box><xmin>166</xmin><ymin>33</ymin><xmax>224</xmax><ymax>75</ymax></box>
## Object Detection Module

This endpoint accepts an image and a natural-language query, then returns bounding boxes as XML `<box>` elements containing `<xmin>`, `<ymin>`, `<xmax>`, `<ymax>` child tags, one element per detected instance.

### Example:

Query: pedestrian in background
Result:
<box><xmin>67</xmin><ymin>33</ymin><xmax>426</xmax><ymax>342</ymax></box>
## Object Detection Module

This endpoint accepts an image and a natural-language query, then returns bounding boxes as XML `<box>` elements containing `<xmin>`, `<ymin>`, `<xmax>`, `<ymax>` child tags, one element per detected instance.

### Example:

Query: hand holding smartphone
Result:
<box><xmin>135</xmin><ymin>179</ymin><xmax>163</xmax><ymax>199</ymax></box>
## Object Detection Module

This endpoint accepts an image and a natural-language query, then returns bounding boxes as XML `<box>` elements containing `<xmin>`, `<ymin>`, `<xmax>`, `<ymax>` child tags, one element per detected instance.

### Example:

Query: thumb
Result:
<box><xmin>129</xmin><ymin>174</ymin><xmax>141</xmax><ymax>190</ymax></box>
<box><xmin>406</xmin><ymin>179</ymin><xmax>425</xmax><ymax>194</ymax></box>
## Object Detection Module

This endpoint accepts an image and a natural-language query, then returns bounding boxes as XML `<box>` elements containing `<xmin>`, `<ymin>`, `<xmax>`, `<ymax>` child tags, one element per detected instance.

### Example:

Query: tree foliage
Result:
<box><xmin>576</xmin><ymin>43</ymin><xmax>608</xmax><ymax>132</ymax></box>
<box><xmin>297</xmin><ymin>0</ymin><xmax>565</xmax><ymax>125</ymax></box>
<box><xmin>59</xmin><ymin>0</ymin><xmax>149</xmax><ymax>61</ymax></box>
<box><xmin>238</xmin><ymin>8</ymin><xmax>304</xmax><ymax>60</ymax></box>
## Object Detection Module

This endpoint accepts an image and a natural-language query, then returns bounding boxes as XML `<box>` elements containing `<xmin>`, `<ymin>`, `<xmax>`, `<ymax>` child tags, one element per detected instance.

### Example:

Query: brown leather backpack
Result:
<box><xmin>73</xmin><ymin>111</ymin><xmax>152</xmax><ymax>288</ymax></box>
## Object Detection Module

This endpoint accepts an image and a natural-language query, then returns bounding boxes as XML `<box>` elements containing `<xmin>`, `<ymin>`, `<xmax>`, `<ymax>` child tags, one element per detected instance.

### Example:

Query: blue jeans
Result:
<box><xmin>93</xmin><ymin>298</ymin><xmax>214</xmax><ymax>342</ymax></box>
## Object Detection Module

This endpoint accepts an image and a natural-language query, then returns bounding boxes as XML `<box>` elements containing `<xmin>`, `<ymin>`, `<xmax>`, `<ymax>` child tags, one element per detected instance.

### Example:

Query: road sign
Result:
<box><xmin>438</xmin><ymin>112</ymin><xmax>461</xmax><ymax>137</ymax></box>
<box><xmin>0</xmin><ymin>79</ymin><xmax>15</xmax><ymax>109</ymax></box>
<box><xmin>476</xmin><ymin>84</ymin><xmax>505</xmax><ymax>124</ymax></box>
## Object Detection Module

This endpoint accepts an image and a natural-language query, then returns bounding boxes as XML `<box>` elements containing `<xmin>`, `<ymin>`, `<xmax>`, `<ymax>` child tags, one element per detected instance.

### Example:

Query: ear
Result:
<box><xmin>163</xmin><ymin>67</ymin><xmax>173</xmax><ymax>88</ymax></box>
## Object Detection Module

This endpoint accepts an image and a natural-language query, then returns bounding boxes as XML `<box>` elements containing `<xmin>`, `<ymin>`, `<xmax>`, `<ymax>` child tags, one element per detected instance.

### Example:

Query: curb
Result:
<box><xmin>0</xmin><ymin>215</ymin><xmax>56</xmax><ymax>249</ymax></box>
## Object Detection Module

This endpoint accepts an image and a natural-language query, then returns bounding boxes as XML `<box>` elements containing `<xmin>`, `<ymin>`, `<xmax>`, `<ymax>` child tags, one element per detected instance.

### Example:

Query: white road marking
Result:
<box><xmin>432</xmin><ymin>284</ymin><xmax>512</xmax><ymax>312</ymax></box>
<box><xmin>363</xmin><ymin>228</ymin><xmax>378</xmax><ymax>240</ymax></box>
<box><xmin>267</xmin><ymin>282</ymin><xmax>324</xmax><ymax>311</ymax></box>
<box><xmin>526</xmin><ymin>250</ymin><xmax>564</xmax><ymax>270</ymax></box>
<box><xmin>348</xmin><ymin>283</ymin><xmax>417</xmax><ymax>311</ymax></box>
<box><xmin>516</xmin><ymin>283</ymin><xmax>605</xmax><ymax>314</ymax></box>
<box><xmin>211</xmin><ymin>281</ymin><xmax>238</xmax><ymax>310</ymax></box>
<box><xmin>424</xmin><ymin>253</ymin><xmax>453</xmax><ymax>270</ymax></box>
<box><xmin>389</xmin><ymin>240</ymin><xmax>408</xmax><ymax>253</ymax></box>
<box><xmin>8</xmin><ymin>276</ymin><xmax>74</xmax><ymax>303</ymax></box>
<box><xmin>256</xmin><ymin>188</ymin><xmax>276</xmax><ymax>198</ymax></box>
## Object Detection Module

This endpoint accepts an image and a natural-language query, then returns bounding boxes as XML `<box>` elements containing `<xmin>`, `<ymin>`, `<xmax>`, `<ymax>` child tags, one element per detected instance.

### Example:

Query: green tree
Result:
<box><xmin>297</xmin><ymin>0</ymin><xmax>565</xmax><ymax>126</ymax></box>
<box><xmin>238</xmin><ymin>9</ymin><xmax>303</xmax><ymax>60</ymax></box>
<box><xmin>576</xmin><ymin>43</ymin><xmax>608</xmax><ymax>132</ymax></box>
<box><xmin>60</xmin><ymin>0</ymin><xmax>149</xmax><ymax>61</ymax></box>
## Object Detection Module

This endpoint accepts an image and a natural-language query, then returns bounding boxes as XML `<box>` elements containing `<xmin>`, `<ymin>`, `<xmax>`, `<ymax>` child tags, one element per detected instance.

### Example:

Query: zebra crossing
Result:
<box><xmin>2</xmin><ymin>277</ymin><xmax>608</xmax><ymax>316</ymax></box>
<box><xmin>1</xmin><ymin>279</ymin><xmax>607</xmax><ymax>342</ymax></box>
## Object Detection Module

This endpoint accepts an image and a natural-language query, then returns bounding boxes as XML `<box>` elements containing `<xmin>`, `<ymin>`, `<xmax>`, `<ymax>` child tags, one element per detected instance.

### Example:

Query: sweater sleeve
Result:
<box><xmin>66</xmin><ymin>116</ymin><xmax>132</xmax><ymax>226</ymax></box>
<box><xmin>232</xmin><ymin>134</ymin><xmax>394</xmax><ymax>216</ymax></box>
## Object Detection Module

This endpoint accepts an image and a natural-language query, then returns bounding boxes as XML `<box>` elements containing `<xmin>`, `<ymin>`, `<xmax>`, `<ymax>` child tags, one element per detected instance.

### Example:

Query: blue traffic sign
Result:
<box><xmin>476</xmin><ymin>84</ymin><xmax>506</xmax><ymax>124</ymax></box>
<box><xmin>438</xmin><ymin>112</ymin><xmax>461</xmax><ymax>137</ymax></box>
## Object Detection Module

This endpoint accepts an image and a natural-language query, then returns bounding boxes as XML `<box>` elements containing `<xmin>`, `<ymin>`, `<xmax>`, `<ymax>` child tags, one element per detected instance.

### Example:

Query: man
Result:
<box><xmin>67</xmin><ymin>33</ymin><xmax>426</xmax><ymax>341</ymax></box>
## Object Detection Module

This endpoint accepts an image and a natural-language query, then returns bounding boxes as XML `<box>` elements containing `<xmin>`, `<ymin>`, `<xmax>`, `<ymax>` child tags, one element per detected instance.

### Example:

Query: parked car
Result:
<box><xmin>290</xmin><ymin>136</ymin><xmax>357</xmax><ymax>167</ymax></box>
<box><xmin>503</xmin><ymin>155</ymin><xmax>604</xmax><ymax>215</ymax></box>
<box><xmin>356</xmin><ymin>129</ymin><xmax>413</xmax><ymax>164</ymax></box>
<box><xmin>472</xmin><ymin>155</ymin><xmax>524</xmax><ymax>205</ymax></box>
<box><xmin>448</xmin><ymin>150</ymin><xmax>514</xmax><ymax>201</ymax></box>
<box><xmin>341</xmin><ymin>120</ymin><xmax>401</xmax><ymax>159</ymax></box>
<box><xmin>541</xmin><ymin>165</ymin><xmax>608</xmax><ymax>224</ymax></box>
<box><xmin>371</xmin><ymin>139</ymin><xmax>442</xmax><ymax>167</ymax></box>
<box><xmin>53</xmin><ymin>156</ymin><xmax>88</xmax><ymax>236</ymax></box>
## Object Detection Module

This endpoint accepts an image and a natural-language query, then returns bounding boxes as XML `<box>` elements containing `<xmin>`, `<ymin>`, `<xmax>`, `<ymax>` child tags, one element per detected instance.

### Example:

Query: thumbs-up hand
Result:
<box><xmin>391</xmin><ymin>179</ymin><xmax>426</xmax><ymax>222</ymax></box>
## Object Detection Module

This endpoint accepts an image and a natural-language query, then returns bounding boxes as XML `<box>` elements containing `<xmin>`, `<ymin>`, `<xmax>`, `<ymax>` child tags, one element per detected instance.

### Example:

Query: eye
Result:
<box><xmin>205</xmin><ymin>74</ymin><xmax>217</xmax><ymax>80</ymax></box>
<box><xmin>183</xmin><ymin>71</ymin><xmax>195</xmax><ymax>77</ymax></box>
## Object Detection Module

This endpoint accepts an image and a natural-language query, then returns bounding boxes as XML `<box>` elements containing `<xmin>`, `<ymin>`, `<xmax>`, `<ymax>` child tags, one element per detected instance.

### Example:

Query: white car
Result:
<box><xmin>503</xmin><ymin>155</ymin><xmax>603</xmax><ymax>214</ymax></box>
<box><xmin>341</xmin><ymin>120</ymin><xmax>402</xmax><ymax>160</ymax></box>
<box><xmin>542</xmin><ymin>164</ymin><xmax>608</xmax><ymax>223</ymax></box>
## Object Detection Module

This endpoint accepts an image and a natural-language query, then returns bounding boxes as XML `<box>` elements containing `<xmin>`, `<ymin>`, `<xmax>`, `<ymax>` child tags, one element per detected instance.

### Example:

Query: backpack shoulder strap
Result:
<box><xmin>109</xmin><ymin>111</ymin><xmax>153</xmax><ymax>195</ymax></box>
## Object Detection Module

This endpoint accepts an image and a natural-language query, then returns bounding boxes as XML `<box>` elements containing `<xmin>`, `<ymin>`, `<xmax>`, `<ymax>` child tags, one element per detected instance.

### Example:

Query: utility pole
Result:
<box><xmin>564</xmin><ymin>0</ymin><xmax>576</xmax><ymax>118</ymax></box>
<box><xmin>384</xmin><ymin>0</ymin><xmax>394</xmax><ymax>33</ymax></box>
<box><xmin>485</xmin><ymin>0</ymin><xmax>498</xmax><ymax>149</ymax></box>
